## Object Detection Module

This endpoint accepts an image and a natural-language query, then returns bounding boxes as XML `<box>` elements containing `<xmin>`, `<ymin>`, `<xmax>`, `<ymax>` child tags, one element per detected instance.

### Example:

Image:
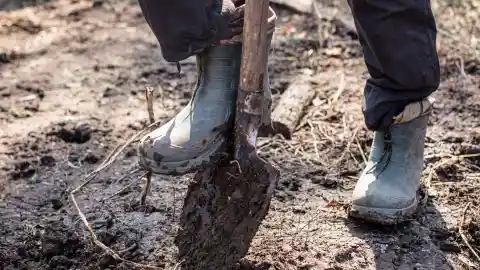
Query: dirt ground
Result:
<box><xmin>1</xmin><ymin>0</ymin><xmax>479</xmax><ymax>269</ymax></box>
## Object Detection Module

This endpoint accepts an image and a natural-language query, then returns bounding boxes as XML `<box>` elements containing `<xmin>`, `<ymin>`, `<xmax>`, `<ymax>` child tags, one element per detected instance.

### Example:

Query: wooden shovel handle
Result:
<box><xmin>234</xmin><ymin>0</ymin><xmax>270</xmax><ymax>162</ymax></box>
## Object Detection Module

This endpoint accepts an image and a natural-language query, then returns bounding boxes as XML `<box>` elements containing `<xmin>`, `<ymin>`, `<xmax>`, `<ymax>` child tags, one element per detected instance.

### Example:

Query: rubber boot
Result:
<box><xmin>348</xmin><ymin>97</ymin><xmax>434</xmax><ymax>225</ymax></box>
<box><xmin>137</xmin><ymin>6</ymin><xmax>277</xmax><ymax>175</ymax></box>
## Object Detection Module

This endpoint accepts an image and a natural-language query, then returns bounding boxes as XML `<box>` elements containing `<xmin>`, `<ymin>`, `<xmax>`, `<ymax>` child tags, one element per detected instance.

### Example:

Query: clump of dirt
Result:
<box><xmin>49</xmin><ymin>122</ymin><xmax>93</xmax><ymax>144</ymax></box>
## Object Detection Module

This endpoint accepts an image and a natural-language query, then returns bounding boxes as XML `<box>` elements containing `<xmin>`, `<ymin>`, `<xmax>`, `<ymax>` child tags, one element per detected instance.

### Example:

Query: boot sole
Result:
<box><xmin>137</xmin><ymin>137</ymin><xmax>227</xmax><ymax>176</ymax></box>
<box><xmin>348</xmin><ymin>195</ymin><xmax>418</xmax><ymax>225</ymax></box>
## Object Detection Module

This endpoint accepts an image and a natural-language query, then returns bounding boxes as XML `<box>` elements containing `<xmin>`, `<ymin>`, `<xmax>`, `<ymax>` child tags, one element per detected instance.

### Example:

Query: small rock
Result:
<box><xmin>40</xmin><ymin>155</ymin><xmax>56</xmax><ymax>167</ymax></box>
<box><xmin>54</xmin><ymin>123</ymin><xmax>92</xmax><ymax>144</ymax></box>
<box><xmin>51</xmin><ymin>199</ymin><xmax>63</xmax><ymax>210</ymax></box>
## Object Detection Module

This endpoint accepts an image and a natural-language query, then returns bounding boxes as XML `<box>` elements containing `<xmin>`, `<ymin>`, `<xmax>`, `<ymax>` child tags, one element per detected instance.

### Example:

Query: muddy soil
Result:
<box><xmin>1</xmin><ymin>0</ymin><xmax>479</xmax><ymax>269</ymax></box>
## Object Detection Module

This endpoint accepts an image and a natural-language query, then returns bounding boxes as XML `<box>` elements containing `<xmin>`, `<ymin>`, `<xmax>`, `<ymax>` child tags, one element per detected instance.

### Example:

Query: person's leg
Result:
<box><xmin>137</xmin><ymin>0</ymin><xmax>242</xmax><ymax>63</ymax></box>
<box><xmin>346</xmin><ymin>0</ymin><xmax>440</xmax><ymax>224</ymax></box>
<box><xmin>136</xmin><ymin>1</ymin><xmax>277</xmax><ymax>175</ymax></box>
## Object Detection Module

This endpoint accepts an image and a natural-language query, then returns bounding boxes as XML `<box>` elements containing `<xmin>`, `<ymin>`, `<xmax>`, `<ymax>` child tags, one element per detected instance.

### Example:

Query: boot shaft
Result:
<box><xmin>368</xmin><ymin>97</ymin><xmax>434</xmax><ymax>170</ymax></box>
<box><xmin>195</xmin><ymin>3</ymin><xmax>277</xmax><ymax>93</ymax></box>
<box><xmin>196</xmin><ymin>44</ymin><xmax>243</xmax><ymax>93</ymax></box>
<box><xmin>349</xmin><ymin>97</ymin><xmax>434</xmax><ymax>224</ymax></box>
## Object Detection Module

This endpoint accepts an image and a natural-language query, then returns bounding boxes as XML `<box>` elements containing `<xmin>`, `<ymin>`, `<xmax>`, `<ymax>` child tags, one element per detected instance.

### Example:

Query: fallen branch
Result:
<box><xmin>263</xmin><ymin>73</ymin><xmax>316</xmax><ymax>139</ymax></box>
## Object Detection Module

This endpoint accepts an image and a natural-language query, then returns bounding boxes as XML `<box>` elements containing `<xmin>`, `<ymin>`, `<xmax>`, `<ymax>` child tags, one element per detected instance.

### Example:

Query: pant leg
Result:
<box><xmin>347</xmin><ymin>0</ymin><xmax>440</xmax><ymax>131</ymax></box>
<box><xmin>137</xmin><ymin>0</ymin><xmax>241</xmax><ymax>63</ymax></box>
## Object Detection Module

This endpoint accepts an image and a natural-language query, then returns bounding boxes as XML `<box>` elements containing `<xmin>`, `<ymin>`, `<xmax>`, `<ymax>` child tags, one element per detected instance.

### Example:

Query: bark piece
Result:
<box><xmin>175</xmin><ymin>1</ymin><xmax>279</xmax><ymax>269</ymax></box>
<box><xmin>270</xmin><ymin>75</ymin><xmax>316</xmax><ymax>139</ymax></box>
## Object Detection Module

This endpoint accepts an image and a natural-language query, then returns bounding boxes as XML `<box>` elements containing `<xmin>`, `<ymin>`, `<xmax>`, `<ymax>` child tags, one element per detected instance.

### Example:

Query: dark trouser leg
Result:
<box><xmin>347</xmin><ymin>0</ymin><xmax>440</xmax><ymax>225</ymax></box>
<box><xmin>347</xmin><ymin>0</ymin><xmax>440</xmax><ymax>131</ymax></box>
<box><xmin>137</xmin><ymin>0</ymin><xmax>242</xmax><ymax>63</ymax></box>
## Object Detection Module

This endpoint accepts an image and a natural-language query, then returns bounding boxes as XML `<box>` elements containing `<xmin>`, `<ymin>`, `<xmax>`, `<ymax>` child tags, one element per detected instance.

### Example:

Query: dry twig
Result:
<box><xmin>459</xmin><ymin>202</ymin><xmax>480</xmax><ymax>263</ymax></box>
<box><xmin>70</xmin><ymin>189</ymin><xmax>161</xmax><ymax>269</ymax></box>
<box><xmin>101</xmin><ymin>171</ymin><xmax>148</xmax><ymax>202</ymax></box>
<box><xmin>69</xmin><ymin>87</ymin><xmax>167</xmax><ymax>269</ymax></box>
<box><xmin>141</xmin><ymin>171</ymin><xmax>152</xmax><ymax>206</ymax></box>
<box><xmin>329</xmin><ymin>71</ymin><xmax>345</xmax><ymax>107</ymax></box>
<box><xmin>308</xmin><ymin>120</ymin><xmax>321</xmax><ymax>161</ymax></box>
<box><xmin>425</xmin><ymin>153</ymin><xmax>480</xmax><ymax>188</ymax></box>
<box><xmin>354</xmin><ymin>135</ymin><xmax>367</xmax><ymax>165</ymax></box>
<box><xmin>145</xmin><ymin>87</ymin><xmax>155</xmax><ymax>124</ymax></box>
<box><xmin>141</xmin><ymin>87</ymin><xmax>155</xmax><ymax>206</ymax></box>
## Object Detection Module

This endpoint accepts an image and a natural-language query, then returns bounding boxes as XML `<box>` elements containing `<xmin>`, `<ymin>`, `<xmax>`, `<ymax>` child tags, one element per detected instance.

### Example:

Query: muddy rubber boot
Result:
<box><xmin>137</xmin><ymin>44</ymin><xmax>241</xmax><ymax>175</ymax></box>
<box><xmin>348</xmin><ymin>97</ymin><xmax>435</xmax><ymax>225</ymax></box>
<box><xmin>138</xmin><ymin>6</ymin><xmax>277</xmax><ymax>176</ymax></box>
